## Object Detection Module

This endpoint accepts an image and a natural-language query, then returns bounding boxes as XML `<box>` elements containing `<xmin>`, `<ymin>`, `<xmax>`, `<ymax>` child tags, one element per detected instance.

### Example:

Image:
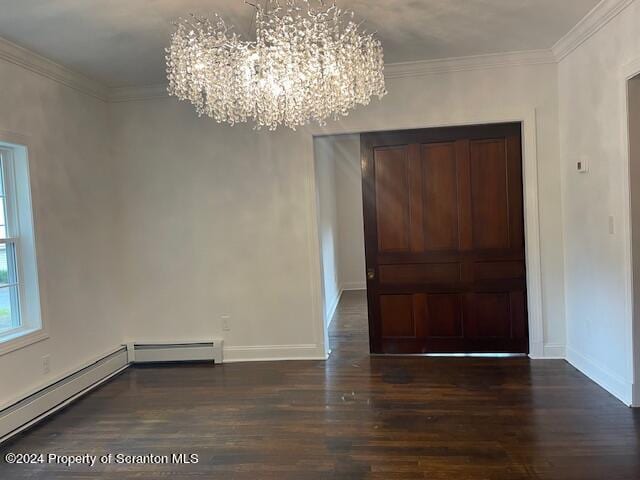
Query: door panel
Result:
<box><xmin>465</xmin><ymin>293</ymin><xmax>511</xmax><ymax>338</ymax></box>
<box><xmin>375</xmin><ymin>147</ymin><xmax>410</xmax><ymax>253</ymax></box>
<box><xmin>424</xmin><ymin>294</ymin><xmax>463</xmax><ymax>338</ymax></box>
<box><xmin>422</xmin><ymin>143</ymin><xmax>459</xmax><ymax>251</ymax></box>
<box><xmin>469</xmin><ymin>139</ymin><xmax>510</xmax><ymax>250</ymax></box>
<box><xmin>378</xmin><ymin>264</ymin><xmax>460</xmax><ymax>285</ymax></box>
<box><xmin>380</xmin><ymin>295</ymin><xmax>415</xmax><ymax>338</ymax></box>
<box><xmin>473</xmin><ymin>261</ymin><xmax>525</xmax><ymax>281</ymax></box>
<box><xmin>362</xmin><ymin>123</ymin><xmax>528</xmax><ymax>354</ymax></box>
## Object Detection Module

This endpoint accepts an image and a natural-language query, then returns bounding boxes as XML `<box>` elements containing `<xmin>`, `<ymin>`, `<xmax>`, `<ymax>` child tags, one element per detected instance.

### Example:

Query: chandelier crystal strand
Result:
<box><xmin>166</xmin><ymin>0</ymin><xmax>387</xmax><ymax>130</ymax></box>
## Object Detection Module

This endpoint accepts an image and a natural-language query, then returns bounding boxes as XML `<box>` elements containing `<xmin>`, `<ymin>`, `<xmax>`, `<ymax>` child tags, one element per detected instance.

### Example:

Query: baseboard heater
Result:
<box><xmin>127</xmin><ymin>340</ymin><xmax>223</xmax><ymax>364</ymax></box>
<box><xmin>0</xmin><ymin>340</ymin><xmax>224</xmax><ymax>445</ymax></box>
<box><xmin>0</xmin><ymin>346</ymin><xmax>129</xmax><ymax>444</ymax></box>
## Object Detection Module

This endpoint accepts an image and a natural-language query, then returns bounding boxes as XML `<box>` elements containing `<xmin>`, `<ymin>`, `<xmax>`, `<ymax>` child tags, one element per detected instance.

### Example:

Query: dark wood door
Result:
<box><xmin>362</xmin><ymin>123</ymin><xmax>528</xmax><ymax>354</ymax></box>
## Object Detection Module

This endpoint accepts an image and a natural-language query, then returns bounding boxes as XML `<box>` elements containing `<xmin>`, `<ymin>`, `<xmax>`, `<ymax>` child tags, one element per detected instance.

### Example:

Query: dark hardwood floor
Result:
<box><xmin>1</xmin><ymin>290</ymin><xmax>639</xmax><ymax>479</ymax></box>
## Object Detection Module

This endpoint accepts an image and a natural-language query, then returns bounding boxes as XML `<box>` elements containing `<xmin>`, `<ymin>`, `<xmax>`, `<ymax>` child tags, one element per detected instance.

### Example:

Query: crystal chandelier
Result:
<box><xmin>166</xmin><ymin>0</ymin><xmax>387</xmax><ymax>130</ymax></box>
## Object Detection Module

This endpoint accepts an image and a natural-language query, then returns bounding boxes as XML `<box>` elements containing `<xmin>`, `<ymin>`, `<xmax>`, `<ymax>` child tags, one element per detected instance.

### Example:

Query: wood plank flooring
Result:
<box><xmin>1</xmin><ymin>290</ymin><xmax>639</xmax><ymax>479</ymax></box>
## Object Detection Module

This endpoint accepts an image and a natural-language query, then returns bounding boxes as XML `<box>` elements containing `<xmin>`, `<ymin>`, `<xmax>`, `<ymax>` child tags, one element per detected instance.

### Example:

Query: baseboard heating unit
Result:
<box><xmin>127</xmin><ymin>340</ymin><xmax>223</xmax><ymax>364</ymax></box>
<box><xmin>0</xmin><ymin>339</ymin><xmax>224</xmax><ymax>445</ymax></box>
<box><xmin>0</xmin><ymin>346</ymin><xmax>129</xmax><ymax>443</ymax></box>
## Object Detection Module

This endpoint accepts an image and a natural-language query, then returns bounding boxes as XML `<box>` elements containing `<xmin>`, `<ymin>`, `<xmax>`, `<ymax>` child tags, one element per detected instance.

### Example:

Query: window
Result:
<box><xmin>0</xmin><ymin>151</ymin><xmax>20</xmax><ymax>335</ymax></box>
<box><xmin>0</xmin><ymin>142</ymin><xmax>44</xmax><ymax>353</ymax></box>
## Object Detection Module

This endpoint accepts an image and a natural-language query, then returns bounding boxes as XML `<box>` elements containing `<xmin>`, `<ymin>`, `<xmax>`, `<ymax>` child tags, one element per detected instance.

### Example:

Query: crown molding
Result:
<box><xmin>108</xmin><ymin>84</ymin><xmax>169</xmax><ymax>103</ymax></box>
<box><xmin>552</xmin><ymin>0</ymin><xmax>635</xmax><ymax>61</ymax></box>
<box><xmin>0</xmin><ymin>40</ymin><xmax>556</xmax><ymax>105</ymax></box>
<box><xmin>0</xmin><ymin>35</ymin><xmax>108</xmax><ymax>101</ymax></box>
<box><xmin>104</xmin><ymin>49</ymin><xmax>556</xmax><ymax>103</ymax></box>
<box><xmin>385</xmin><ymin>49</ymin><xmax>556</xmax><ymax>79</ymax></box>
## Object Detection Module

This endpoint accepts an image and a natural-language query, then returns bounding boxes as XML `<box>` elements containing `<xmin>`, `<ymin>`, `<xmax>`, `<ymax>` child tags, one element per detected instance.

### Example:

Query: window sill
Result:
<box><xmin>0</xmin><ymin>327</ymin><xmax>48</xmax><ymax>356</ymax></box>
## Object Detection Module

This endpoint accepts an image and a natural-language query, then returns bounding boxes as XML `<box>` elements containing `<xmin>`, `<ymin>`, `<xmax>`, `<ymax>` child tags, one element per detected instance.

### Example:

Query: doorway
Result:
<box><xmin>313</xmin><ymin>134</ymin><xmax>368</xmax><ymax>354</ymax></box>
<box><xmin>626</xmin><ymin>73</ymin><xmax>640</xmax><ymax>406</ymax></box>
<box><xmin>361</xmin><ymin>123</ymin><xmax>528</xmax><ymax>354</ymax></box>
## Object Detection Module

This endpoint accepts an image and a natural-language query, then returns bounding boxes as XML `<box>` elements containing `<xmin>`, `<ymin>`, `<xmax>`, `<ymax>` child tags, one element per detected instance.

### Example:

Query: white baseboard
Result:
<box><xmin>341</xmin><ymin>281</ymin><xmax>366</xmax><ymax>291</ymax></box>
<box><xmin>633</xmin><ymin>382</ymin><xmax>640</xmax><ymax>408</ymax></box>
<box><xmin>528</xmin><ymin>340</ymin><xmax>544</xmax><ymax>359</ymax></box>
<box><xmin>566</xmin><ymin>346</ymin><xmax>633</xmax><ymax>406</ymax></box>
<box><xmin>542</xmin><ymin>343</ymin><xmax>566</xmax><ymax>359</ymax></box>
<box><xmin>0</xmin><ymin>346</ymin><xmax>129</xmax><ymax>444</ymax></box>
<box><xmin>223</xmin><ymin>344</ymin><xmax>327</xmax><ymax>363</ymax></box>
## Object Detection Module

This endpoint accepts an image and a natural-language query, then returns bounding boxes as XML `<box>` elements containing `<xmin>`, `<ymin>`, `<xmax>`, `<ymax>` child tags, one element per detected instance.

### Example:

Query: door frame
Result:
<box><xmin>310</xmin><ymin>111</ymin><xmax>545</xmax><ymax>359</ymax></box>
<box><xmin>620</xmin><ymin>58</ymin><xmax>640</xmax><ymax>407</ymax></box>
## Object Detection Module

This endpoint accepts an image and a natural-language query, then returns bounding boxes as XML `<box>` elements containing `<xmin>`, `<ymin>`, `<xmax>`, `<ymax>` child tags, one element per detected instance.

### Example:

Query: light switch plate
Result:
<box><xmin>577</xmin><ymin>157</ymin><xmax>589</xmax><ymax>173</ymax></box>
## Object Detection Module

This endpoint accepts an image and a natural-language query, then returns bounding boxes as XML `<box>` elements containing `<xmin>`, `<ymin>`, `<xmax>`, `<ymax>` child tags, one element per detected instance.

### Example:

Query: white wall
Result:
<box><xmin>557</xmin><ymin>0</ymin><xmax>640</xmax><ymax>405</ymax></box>
<box><xmin>110</xmin><ymin>99</ymin><xmax>326</xmax><ymax>362</ymax></box>
<box><xmin>0</xmin><ymin>59</ymin><xmax>122</xmax><ymax>406</ymax></box>
<box><xmin>333</xmin><ymin>134</ymin><xmax>366</xmax><ymax>291</ymax></box>
<box><xmin>314</xmin><ymin>137</ymin><xmax>341</xmax><ymax>328</ymax></box>
<box><xmin>109</xmin><ymin>59</ymin><xmax>566</xmax><ymax>362</ymax></box>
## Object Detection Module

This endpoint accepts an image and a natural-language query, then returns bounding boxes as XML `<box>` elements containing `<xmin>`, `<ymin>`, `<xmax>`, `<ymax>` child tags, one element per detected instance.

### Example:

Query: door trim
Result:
<box><xmin>309</xmin><ymin>111</ymin><xmax>545</xmax><ymax>359</ymax></box>
<box><xmin>619</xmin><ymin>58</ymin><xmax>640</xmax><ymax>406</ymax></box>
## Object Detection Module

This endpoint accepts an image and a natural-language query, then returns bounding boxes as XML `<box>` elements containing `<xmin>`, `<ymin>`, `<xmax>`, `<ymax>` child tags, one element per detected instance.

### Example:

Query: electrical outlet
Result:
<box><xmin>42</xmin><ymin>355</ymin><xmax>50</xmax><ymax>374</ymax></box>
<box><xmin>221</xmin><ymin>314</ymin><xmax>231</xmax><ymax>332</ymax></box>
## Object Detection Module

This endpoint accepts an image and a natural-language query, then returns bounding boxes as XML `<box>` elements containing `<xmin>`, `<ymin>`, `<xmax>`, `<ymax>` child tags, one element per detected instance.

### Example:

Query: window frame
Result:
<box><xmin>0</xmin><ymin>150</ymin><xmax>23</xmax><ymax>336</ymax></box>
<box><xmin>0</xmin><ymin>137</ymin><xmax>46</xmax><ymax>356</ymax></box>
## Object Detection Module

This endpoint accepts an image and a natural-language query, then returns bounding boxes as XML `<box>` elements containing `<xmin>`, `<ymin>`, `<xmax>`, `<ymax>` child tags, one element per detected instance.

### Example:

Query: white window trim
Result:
<box><xmin>0</xmin><ymin>131</ymin><xmax>47</xmax><ymax>356</ymax></box>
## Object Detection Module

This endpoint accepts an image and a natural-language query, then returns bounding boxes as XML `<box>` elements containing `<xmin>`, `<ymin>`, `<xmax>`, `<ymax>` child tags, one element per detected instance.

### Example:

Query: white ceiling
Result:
<box><xmin>0</xmin><ymin>0</ymin><xmax>600</xmax><ymax>88</ymax></box>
